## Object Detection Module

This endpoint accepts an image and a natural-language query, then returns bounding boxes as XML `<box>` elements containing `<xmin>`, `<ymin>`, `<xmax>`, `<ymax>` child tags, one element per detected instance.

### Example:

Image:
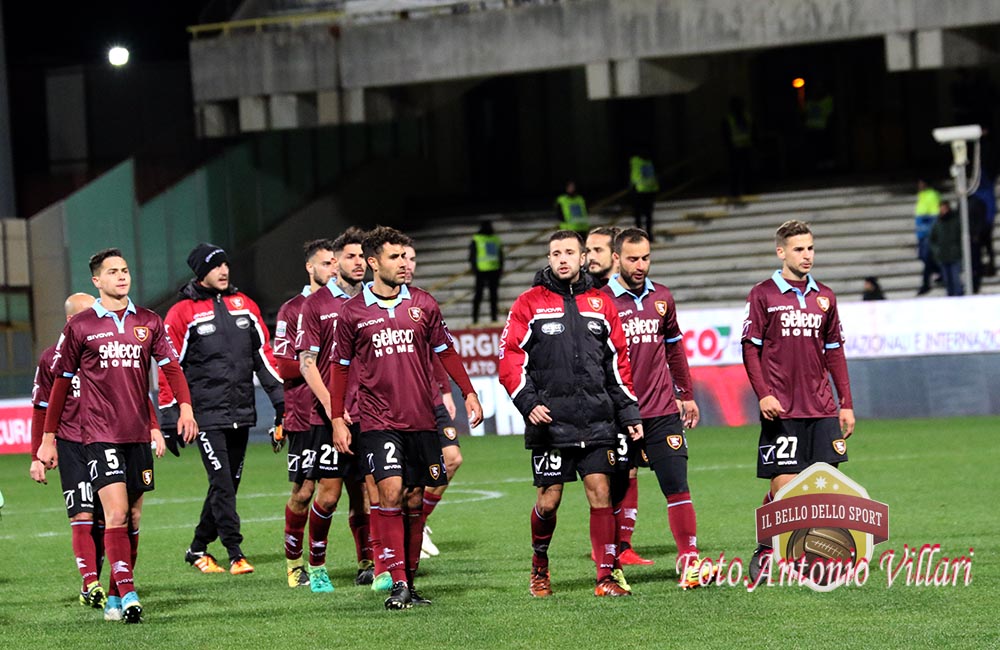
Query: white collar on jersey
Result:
<box><xmin>325</xmin><ymin>280</ymin><xmax>349</xmax><ymax>299</ymax></box>
<box><xmin>300</xmin><ymin>285</ymin><xmax>311</xmax><ymax>298</ymax></box>
<box><xmin>93</xmin><ymin>297</ymin><xmax>137</xmax><ymax>317</ymax></box>
<box><xmin>608</xmin><ymin>274</ymin><xmax>654</xmax><ymax>300</ymax></box>
<box><xmin>362</xmin><ymin>282</ymin><xmax>410</xmax><ymax>308</ymax></box>
<box><xmin>771</xmin><ymin>269</ymin><xmax>819</xmax><ymax>295</ymax></box>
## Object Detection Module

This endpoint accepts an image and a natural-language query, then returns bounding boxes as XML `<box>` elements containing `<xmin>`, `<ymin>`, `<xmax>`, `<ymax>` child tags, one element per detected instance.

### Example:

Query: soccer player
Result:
<box><xmin>38</xmin><ymin>249</ymin><xmax>198</xmax><ymax>623</ymax></box>
<box><xmin>293</xmin><ymin>228</ymin><xmax>371</xmax><ymax>592</ymax></box>
<box><xmin>328</xmin><ymin>226</ymin><xmax>483</xmax><ymax>610</ymax></box>
<box><xmin>29</xmin><ymin>293</ymin><xmax>110</xmax><ymax>609</ymax></box>
<box><xmin>586</xmin><ymin>226</ymin><xmax>652</xmax><ymax>567</ymax></box>
<box><xmin>604</xmin><ymin>228</ymin><xmax>714</xmax><ymax>588</ymax></box>
<box><xmin>271</xmin><ymin>239</ymin><xmax>336</xmax><ymax>589</ymax></box>
<box><xmin>499</xmin><ymin>230</ymin><xmax>642</xmax><ymax>598</ymax></box>
<box><xmin>160</xmin><ymin>243</ymin><xmax>284</xmax><ymax>576</ymax></box>
<box><xmin>401</xmin><ymin>244</ymin><xmax>463</xmax><ymax>560</ymax></box>
<box><xmin>741</xmin><ymin>220</ymin><xmax>855</xmax><ymax>583</ymax></box>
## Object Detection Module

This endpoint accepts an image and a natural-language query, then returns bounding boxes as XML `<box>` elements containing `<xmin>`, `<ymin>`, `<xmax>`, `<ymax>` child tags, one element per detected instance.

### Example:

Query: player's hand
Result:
<box><xmin>839</xmin><ymin>408</ymin><xmax>855</xmax><ymax>438</ymax></box>
<box><xmin>527</xmin><ymin>404</ymin><xmax>552</xmax><ymax>426</ymax></box>
<box><xmin>465</xmin><ymin>392</ymin><xmax>484</xmax><ymax>428</ymax></box>
<box><xmin>680</xmin><ymin>400</ymin><xmax>700</xmax><ymax>429</ymax></box>
<box><xmin>332</xmin><ymin>418</ymin><xmax>353</xmax><ymax>455</ymax></box>
<box><xmin>627</xmin><ymin>422</ymin><xmax>644</xmax><ymax>441</ymax></box>
<box><xmin>150</xmin><ymin>429</ymin><xmax>166</xmax><ymax>459</ymax></box>
<box><xmin>177</xmin><ymin>404</ymin><xmax>199</xmax><ymax>443</ymax></box>
<box><xmin>38</xmin><ymin>435</ymin><xmax>58</xmax><ymax>469</ymax></box>
<box><xmin>269</xmin><ymin>421</ymin><xmax>285</xmax><ymax>453</ymax></box>
<box><xmin>29</xmin><ymin>459</ymin><xmax>47</xmax><ymax>484</ymax></box>
<box><xmin>758</xmin><ymin>395</ymin><xmax>785</xmax><ymax>421</ymax></box>
<box><xmin>342</xmin><ymin>409</ymin><xmax>353</xmax><ymax>426</ymax></box>
<box><xmin>442</xmin><ymin>392</ymin><xmax>457</xmax><ymax>421</ymax></box>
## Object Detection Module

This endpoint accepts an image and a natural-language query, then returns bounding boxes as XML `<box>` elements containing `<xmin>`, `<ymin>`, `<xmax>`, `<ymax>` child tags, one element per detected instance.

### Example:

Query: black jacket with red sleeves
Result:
<box><xmin>158</xmin><ymin>280</ymin><xmax>283</xmax><ymax>430</ymax></box>
<box><xmin>498</xmin><ymin>268</ymin><xmax>640</xmax><ymax>449</ymax></box>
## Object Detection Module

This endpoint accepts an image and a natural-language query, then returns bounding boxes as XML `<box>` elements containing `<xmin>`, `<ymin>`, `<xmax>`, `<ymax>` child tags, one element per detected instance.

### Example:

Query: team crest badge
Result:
<box><xmin>429</xmin><ymin>464</ymin><xmax>442</xmax><ymax>480</ymax></box>
<box><xmin>142</xmin><ymin>469</ymin><xmax>153</xmax><ymax>485</ymax></box>
<box><xmin>588</xmin><ymin>297</ymin><xmax>603</xmax><ymax>311</ymax></box>
<box><xmin>444</xmin><ymin>427</ymin><xmax>458</xmax><ymax>441</ymax></box>
<box><xmin>133</xmin><ymin>326</ymin><xmax>149</xmax><ymax>342</ymax></box>
<box><xmin>666</xmin><ymin>434</ymin><xmax>683</xmax><ymax>450</ymax></box>
<box><xmin>655</xmin><ymin>300</ymin><xmax>668</xmax><ymax>316</ymax></box>
<box><xmin>816</xmin><ymin>296</ymin><xmax>830</xmax><ymax>312</ymax></box>
<box><xmin>231</xmin><ymin>296</ymin><xmax>244</xmax><ymax>309</ymax></box>
<box><xmin>408</xmin><ymin>307</ymin><xmax>422</xmax><ymax>322</ymax></box>
<box><xmin>607</xmin><ymin>450</ymin><xmax>616</xmax><ymax>465</ymax></box>
<box><xmin>832</xmin><ymin>438</ymin><xmax>847</xmax><ymax>455</ymax></box>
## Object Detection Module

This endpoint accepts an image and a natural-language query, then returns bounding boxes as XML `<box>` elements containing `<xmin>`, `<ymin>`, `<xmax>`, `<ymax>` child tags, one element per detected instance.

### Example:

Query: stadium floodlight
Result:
<box><xmin>108</xmin><ymin>46</ymin><xmax>130</xmax><ymax>67</ymax></box>
<box><xmin>931</xmin><ymin>124</ymin><xmax>983</xmax><ymax>296</ymax></box>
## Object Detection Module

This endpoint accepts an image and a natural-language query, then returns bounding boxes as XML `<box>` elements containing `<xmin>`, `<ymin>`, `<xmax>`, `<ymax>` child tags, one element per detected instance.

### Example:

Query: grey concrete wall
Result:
<box><xmin>28</xmin><ymin>203</ymin><xmax>70</xmax><ymax>353</ymax></box>
<box><xmin>191</xmin><ymin>0</ymin><xmax>1000</xmax><ymax>102</ymax></box>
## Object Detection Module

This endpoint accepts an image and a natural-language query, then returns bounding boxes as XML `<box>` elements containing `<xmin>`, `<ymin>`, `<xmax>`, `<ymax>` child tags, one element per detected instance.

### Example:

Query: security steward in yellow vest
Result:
<box><xmin>630</xmin><ymin>155</ymin><xmax>659</xmax><ymax>240</ymax></box>
<box><xmin>469</xmin><ymin>220</ymin><xmax>504</xmax><ymax>324</ymax></box>
<box><xmin>554</xmin><ymin>181</ymin><xmax>590</xmax><ymax>235</ymax></box>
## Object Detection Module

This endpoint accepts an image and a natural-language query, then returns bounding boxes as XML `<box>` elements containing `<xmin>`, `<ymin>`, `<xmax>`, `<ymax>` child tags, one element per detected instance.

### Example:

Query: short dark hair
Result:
<box><xmin>332</xmin><ymin>227</ymin><xmax>366</xmax><ymax>255</ymax></box>
<box><xmin>775</xmin><ymin>220</ymin><xmax>812</xmax><ymax>247</ymax></box>
<box><xmin>303</xmin><ymin>238</ymin><xmax>335</xmax><ymax>262</ymax></box>
<box><xmin>362</xmin><ymin>226</ymin><xmax>411</xmax><ymax>261</ymax></box>
<box><xmin>548</xmin><ymin>230</ymin><xmax>584</xmax><ymax>247</ymax></box>
<box><xmin>613</xmin><ymin>227</ymin><xmax>648</xmax><ymax>254</ymax></box>
<box><xmin>89</xmin><ymin>248</ymin><xmax>124</xmax><ymax>275</ymax></box>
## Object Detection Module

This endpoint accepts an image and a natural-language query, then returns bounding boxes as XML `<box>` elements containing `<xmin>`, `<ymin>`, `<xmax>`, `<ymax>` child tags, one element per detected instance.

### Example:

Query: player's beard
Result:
<box><xmin>587</xmin><ymin>261</ymin><xmax>612</xmax><ymax>281</ymax></box>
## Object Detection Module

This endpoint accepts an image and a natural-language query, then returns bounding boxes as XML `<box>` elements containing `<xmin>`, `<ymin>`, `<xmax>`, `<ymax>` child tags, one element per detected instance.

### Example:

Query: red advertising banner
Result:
<box><xmin>0</xmin><ymin>398</ymin><xmax>34</xmax><ymax>455</ymax></box>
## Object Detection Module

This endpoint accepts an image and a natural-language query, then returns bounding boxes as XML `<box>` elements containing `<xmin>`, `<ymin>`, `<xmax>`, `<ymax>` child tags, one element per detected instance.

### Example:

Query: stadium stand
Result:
<box><xmin>409</xmin><ymin>183</ymin><xmax>1000</xmax><ymax>326</ymax></box>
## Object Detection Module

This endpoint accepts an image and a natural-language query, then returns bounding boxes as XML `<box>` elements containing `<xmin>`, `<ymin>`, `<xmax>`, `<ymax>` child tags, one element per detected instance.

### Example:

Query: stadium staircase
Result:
<box><xmin>410</xmin><ymin>183</ymin><xmax>1000</xmax><ymax>327</ymax></box>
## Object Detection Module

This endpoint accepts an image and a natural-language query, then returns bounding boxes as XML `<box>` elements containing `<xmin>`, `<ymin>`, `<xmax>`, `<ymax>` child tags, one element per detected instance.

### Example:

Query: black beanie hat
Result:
<box><xmin>187</xmin><ymin>243</ymin><xmax>229</xmax><ymax>280</ymax></box>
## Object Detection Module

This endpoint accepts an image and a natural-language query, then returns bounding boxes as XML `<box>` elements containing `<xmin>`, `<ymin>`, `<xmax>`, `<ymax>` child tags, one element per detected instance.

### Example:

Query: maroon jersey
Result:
<box><xmin>741</xmin><ymin>271</ymin><xmax>845</xmax><ymax>418</ymax></box>
<box><xmin>298</xmin><ymin>281</ymin><xmax>360</xmax><ymax>425</ymax></box>
<box><xmin>603</xmin><ymin>277</ymin><xmax>690</xmax><ymax>418</ymax></box>
<box><xmin>52</xmin><ymin>299</ymin><xmax>178</xmax><ymax>444</ymax></box>
<box><xmin>334</xmin><ymin>283</ymin><xmax>452</xmax><ymax>432</ymax></box>
<box><xmin>274</xmin><ymin>287</ymin><xmax>312</xmax><ymax>432</ymax></box>
<box><xmin>33</xmin><ymin>345</ymin><xmax>83</xmax><ymax>443</ymax></box>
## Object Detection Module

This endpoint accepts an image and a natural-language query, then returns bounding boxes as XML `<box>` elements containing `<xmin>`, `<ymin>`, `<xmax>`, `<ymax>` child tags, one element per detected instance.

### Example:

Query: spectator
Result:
<box><xmin>914</xmin><ymin>180</ymin><xmax>941</xmax><ymax>295</ymax></box>
<box><xmin>862</xmin><ymin>276</ymin><xmax>886</xmax><ymax>301</ymax></box>
<box><xmin>969</xmin><ymin>195</ymin><xmax>988</xmax><ymax>294</ymax></box>
<box><xmin>629</xmin><ymin>153</ymin><xmax>659</xmax><ymax>240</ymax></box>
<box><xmin>554</xmin><ymin>181</ymin><xmax>590</xmax><ymax>235</ymax></box>
<box><xmin>929</xmin><ymin>202</ymin><xmax>964</xmax><ymax>296</ymax></box>
<box><xmin>469</xmin><ymin>220</ymin><xmax>503</xmax><ymax>324</ymax></box>
<box><xmin>971</xmin><ymin>181</ymin><xmax>996</xmax><ymax>277</ymax></box>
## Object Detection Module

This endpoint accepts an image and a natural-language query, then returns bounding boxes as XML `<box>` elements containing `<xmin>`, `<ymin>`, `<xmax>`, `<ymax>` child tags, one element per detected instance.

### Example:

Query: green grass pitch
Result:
<box><xmin>1</xmin><ymin>416</ymin><xmax>997</xmax><ymax>649</ymax></box>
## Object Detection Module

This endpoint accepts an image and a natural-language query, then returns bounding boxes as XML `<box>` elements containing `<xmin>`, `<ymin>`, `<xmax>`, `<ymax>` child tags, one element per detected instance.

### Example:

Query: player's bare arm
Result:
<box><xmin>527</xmin><ymin>404</ymin><xmax>552</xmax><ymax>425</ymax></box>
<box><xmin>177</xmin><ymin>402</ymin><xmax>198</xmax><ymax>442</ymax></box>
<box><xmin>465</xmin><ymin>392</ymin><xmax>484</xmax><ymax>427</ymax></box>
<box><xmin>331</xmin><ymin>417</ymin><xmax>353</xmax><ymax>454</ymax></box>
<box><xmin>680</xmin><ymin>400</ymin><xmax>701</xmax><ymax>429</ymax></box>
<box><xmin>442</xmin><ymin>392</ymin><xmax>457</xmax><ymax>420</ymax></box>
<box><xmin>840</xmin><ymin>408</ymin><xmax>855</xmax><ymax>438</ymax></box>
<box><xmin>299</xmin><ymin>350</ymin><xmax>332</xmax><ymax>419</ymax></box>
<box><xmin>38</xmin><ymin>432</ymin><xmax>58</xmax><ymax>469</ymax></box>
<box><xmin>29</xmin><ymin>459</ymin><xmax>47</xmax><ymax>484</ymax></box>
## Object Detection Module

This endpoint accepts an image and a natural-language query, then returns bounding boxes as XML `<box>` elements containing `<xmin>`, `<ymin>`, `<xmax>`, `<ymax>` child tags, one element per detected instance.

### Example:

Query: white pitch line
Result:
<box><xmin>0</xmin><ymin>488</ymin><xmax>506</xmax><ymax>541</ymax></box>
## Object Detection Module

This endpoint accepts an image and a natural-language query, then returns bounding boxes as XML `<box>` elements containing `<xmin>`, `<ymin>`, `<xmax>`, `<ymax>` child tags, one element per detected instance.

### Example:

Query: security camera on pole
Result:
<box><xmin>932</xmin><ymin>125</ymin><xmax>982</xmax><ymax>296</ymax></box>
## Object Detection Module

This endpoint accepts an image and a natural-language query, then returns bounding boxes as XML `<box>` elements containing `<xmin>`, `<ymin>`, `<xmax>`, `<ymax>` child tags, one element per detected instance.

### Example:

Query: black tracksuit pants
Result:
<box><xmin>191</xmin><ymin>427</ymin><xmax>249</xmax><ymax>563</ymax></box>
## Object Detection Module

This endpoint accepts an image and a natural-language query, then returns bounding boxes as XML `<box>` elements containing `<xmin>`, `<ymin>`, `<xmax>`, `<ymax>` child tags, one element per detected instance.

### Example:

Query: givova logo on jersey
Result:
<box><xmin>779</xmin><ymin>310</ymin><xmax>823</xmax><ymax>339</ymax></box>
<box><xmin>622</xmin><ymin>317</ymin><xmax>659</xmax><ymax>343</ymax></box>
<box><xmin>98</xmin><ymin>341</ymin><xmax>144</xmax><ymax>369</ymax></box>
<box><xmin>371</xmin><ymin>328</ymin><xmax>415</xmax><ymax>357</ymax></box>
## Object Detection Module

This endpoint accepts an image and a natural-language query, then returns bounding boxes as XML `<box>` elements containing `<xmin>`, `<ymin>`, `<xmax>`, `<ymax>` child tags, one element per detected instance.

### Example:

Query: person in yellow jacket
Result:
<box><xmin>469</xmin><ymin>220</ymin><xmax>504</xmax><ymax>323</ymax></box>
<box><xmin>554</xmin><ymin>181</ymin><xmax>590</xmax><ymax>235</ymax></box>
<box><xmin>630</xmin><ymin>154</ymin><xmax>659</xmax><ymax>240</ymax></box>
<box><xmin>914</xmin><ymin>179</ymin><xmax>941</xmax><ymax>295</ymax></box>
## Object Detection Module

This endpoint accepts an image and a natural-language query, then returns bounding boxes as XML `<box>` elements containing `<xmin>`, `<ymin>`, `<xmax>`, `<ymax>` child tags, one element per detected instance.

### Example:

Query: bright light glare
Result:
<box><xmin>108</xmin><ymin>46</ymin><xmax>130</xmax><ymax>67</ymax></box>
<box><xmin>792</xmin><ymin>77</ymin><xmax>806</xmax><ymax>89</ymax></box>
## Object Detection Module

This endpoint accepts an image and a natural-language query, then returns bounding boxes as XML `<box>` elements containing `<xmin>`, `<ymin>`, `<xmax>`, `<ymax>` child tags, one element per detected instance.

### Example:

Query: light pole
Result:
<box><xmin>932</xmin><ymin>125</ymin><xmax>982</xmax><ymax>297</ymax></box>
